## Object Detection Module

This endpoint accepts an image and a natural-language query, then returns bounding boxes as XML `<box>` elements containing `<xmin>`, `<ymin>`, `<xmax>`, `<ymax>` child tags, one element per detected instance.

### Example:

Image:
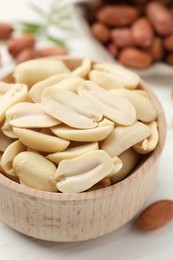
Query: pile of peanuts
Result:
<box><xmin>0</xmin><ymin>58</ymin><xmax>158</xmax><ymax>193</ymax></box>
<box><xmin>89</xmin><ymin>0</ymin><xmax>173</xmax><ymax>69</ymax></box>
<box><xmin>0</xmin><ymin>22</ymin><xmax>67</xmax><ymax>65</ymax></box>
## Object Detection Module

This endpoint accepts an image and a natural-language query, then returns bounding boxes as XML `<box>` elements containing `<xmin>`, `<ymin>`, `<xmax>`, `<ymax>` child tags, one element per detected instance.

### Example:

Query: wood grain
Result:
<box><xmin>0</xmin><ymin>57</ymin><xmax>167</xmax><ymax>242</ymax></box>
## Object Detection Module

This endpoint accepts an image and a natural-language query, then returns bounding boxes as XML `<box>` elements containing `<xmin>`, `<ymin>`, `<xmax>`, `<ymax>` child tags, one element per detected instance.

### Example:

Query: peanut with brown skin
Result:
<box><xmin>163</xmin><ymin>34</ymin><xmax>173</xmax><ymax>51</ymax></box>
<box><xmin>0</xmin><ymin>22</ymin><xmax>14</xmax><ymax>40</ymax></box>
<box><xmin>111</xmin><ymin>28</ymin><xmax>134</xmax><ymax>48</ymax></box>
<box><xmin>37</xmin><ymin>46</ymin><xmax>68</xmax><ymax>57</ymax></box>
<box><xmin>138</xmin><ymin>200</ymin><xmax>173</xmax><ymax>231</ymax></box>
<box><xmin>166</xmin><ymin>53</ymin><xmax>173</xmax><ymax>65</ymax></box>
<box><xmin>87</xmin><ymin>6</ymin><xmax>103</xmax><ymax>23</ymax></box>
<box><xmin>97</xmin><ymin>5</ymin><xmax>139</xmax><ymax>27</ymax></box>
<box><xmin>91</xmin><ymin>22</ymin><xmax>110</xmax><ymax>43</ymax></box>
<box><xmin>107</xmin><ymin>43</ymin><xmax>118</xmax><ymax>57</ymax></box>
<box><xmin>146</xmin><ymin>1</ymin><xmax>172</xmax><ymax>36</ymax></box>
<box><xmin>15</xmin><ymin>48</ymin><xmax>38</xmax><ymax>64</ymax></box>
<box><xmin>7</xmin><ymin>34</ymin><xmax>35</xmax><ymax>57</ymax></box>
<box><xmin>147</xmin><ymin>38</ymin><xmax>164</xmax><ymax>61</ymax></box>
<box><xmin>131</xmin><ymin>17</ymin><xmax>154</xmax><ymax>48</ymax></box>
<box><xmin>119</xmin><ymin>47</ymin><xmax>153</xmax><ymax>69</ymax></box>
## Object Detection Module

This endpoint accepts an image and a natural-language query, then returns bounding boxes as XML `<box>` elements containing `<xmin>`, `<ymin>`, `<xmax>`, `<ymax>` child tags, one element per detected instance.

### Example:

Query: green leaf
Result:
<box><xmin>46</xmin><ymin>36</ymin><xmax>66</xmax><ymax>48</ymax></box>
<box><xmin>17</xmin><ymin>21</ymin><xmax>42</xmax><ymax>34</ymax></box>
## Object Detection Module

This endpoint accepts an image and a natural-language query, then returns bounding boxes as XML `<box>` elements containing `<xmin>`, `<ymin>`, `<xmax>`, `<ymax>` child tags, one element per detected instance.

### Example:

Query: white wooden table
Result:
<box><xmin>0</xmin><ymin>1</ymin><xmax>173</xmax><ymax>259</ymax></box>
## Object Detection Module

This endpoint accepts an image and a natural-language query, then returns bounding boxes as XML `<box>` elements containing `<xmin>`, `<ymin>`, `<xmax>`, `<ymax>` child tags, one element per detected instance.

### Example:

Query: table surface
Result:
<box><xmin>0</xmin><ymin>1</ymin><xmax>173</xmax><ymax>259</ymax></box>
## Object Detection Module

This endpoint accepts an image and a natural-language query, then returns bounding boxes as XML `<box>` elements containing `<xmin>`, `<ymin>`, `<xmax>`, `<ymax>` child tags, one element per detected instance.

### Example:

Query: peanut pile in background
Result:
<box><xmin>0</xmin><ymin>22</ymin><xmax>67</xmax><ymax>65</ymax></box>
<box><xmin>89</xmin><ymin>0</ymin><xmax>173</xmax><ymax>69</ymax></box>
<box><xmin>0</xmin><ymin>58</ymin><xmax>158</xmax><ymax>193</ymax></box>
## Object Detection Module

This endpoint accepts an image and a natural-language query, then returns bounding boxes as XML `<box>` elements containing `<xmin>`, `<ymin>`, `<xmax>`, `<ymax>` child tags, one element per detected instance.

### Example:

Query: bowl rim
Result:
<box><xmin>0</xmin><ymin>57</ymin><xmax>167</xmax><ymax>201</ymax></box>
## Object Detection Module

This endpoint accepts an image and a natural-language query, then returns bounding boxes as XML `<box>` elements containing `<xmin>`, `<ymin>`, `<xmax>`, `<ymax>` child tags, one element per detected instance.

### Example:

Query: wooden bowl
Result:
<box><xmin>0</xmin><ymin>57</ymin><xmax>166</xmax><ymax>242</ymax></box>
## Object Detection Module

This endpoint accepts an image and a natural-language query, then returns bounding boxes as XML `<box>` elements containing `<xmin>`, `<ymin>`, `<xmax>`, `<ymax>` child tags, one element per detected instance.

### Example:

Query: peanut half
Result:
<box><xmin>13</xmin><ymin>58</ymin><xmax>70</xmax><ymax>88</ymax></box>
<box><xmin>0</xmin><ymin>129</ymin><xmax>14</xmax><ymax>152</ymax></box>
<box><xmin>46</xmin><ymin>142</ymin><xmax>98</xmax><ymax>164</ymax></box>
<box><xmin>0</xmin><ymin>82</ymin><xmax>12</xmax><ymax>96</ymax></box>
<box><xmin>6</xmin><ymin>102</ymin><xmax>60</xmax><ymax>128</ymax></box>
<box><xmin>42</xmin><ymin>87</ymin><xmax>102</xmax><ymax>129</ymax></box>
<box><xmin>55</xmin><ymin>150</ymin><xmax>114</xmax><ymax>193</ymax></box>
<box><xmin>101</xmin><ymin>121</ymin><xmax>150</xmax><ymax>157</ymax></box>
<box><xmin>47</xmin><ymin>77</ymin><xmax>84</xmax><ymax>92</ymax></box>
<box><xmin>93</xmin><ymin>63</ymin><xmax>140</xmax><ymax>89</ymax></box>
<box><xmin>29</xmin><ymin>73</ymin><xmax>72</xmax><ymax>103</ymax></box>
<box><xmin>72</xmin><ymin>58</ymin><xmax>91</xmax><ymax>78</ymax></box>
<box><xmin>110</xmin><ymin>148</ymin><xmax>139</xmax><ymax>184</ymax></box>
<box><xmin>134</xmin><ymin>121</ymin><xmax>159</xmax><ymax>154</ymax></box>
<box><xmin>1</xmin><ymin>119</ymin><xmax>17</xmax><ymax>139</ymax></box>
<box><xmin>78</xmin><ymin>81</ymin><xmax>136</xmax><ymax>126</ymax></box>
<box><xmin>13</xmin><ymin>151</ymin><xmax>57</xmax><ymax>192</ymax></box>
<box><xmin>13</xmin><ymin>127</ymin><xmax>70</xmax><ymax>153</ymax></box>
<box><xmin>89</xmin><ymin>70</ymin><xmax>124</xmax><ymax>90</ymax></box>
<box><xmin>1</xmin><ymin>140</ymin><xmax>26</xmax><ymax>177</ymax></box>
<box><xmin>111</xmin><ymin>88</ymin><xmax>157</xmax><ymax>122</ymax></box>
<box><xmin>51</xmin><ymin>118</ymin><xmax>114</xmax><ymax>142</ymax></box>
<box><xmin>0</xmin><ymin>83</ymin><xmax>27</xmax><ymax>123</ymax></box>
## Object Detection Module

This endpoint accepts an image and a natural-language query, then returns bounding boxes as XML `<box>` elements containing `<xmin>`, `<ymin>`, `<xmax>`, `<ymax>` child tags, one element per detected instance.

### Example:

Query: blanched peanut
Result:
<box><xmin>89</xmin><ymin>70</ymin><xmax>124</xmax><ymax>90</ymax></box>
<box><xmin>55</xmin><ymin>150</ymin><xmax>114</xmax><ymax>193</ymax></box>
<box><xmin>0</xmin><ymin>152</ymin><xmax>19</xmax><ymax>182</ymax></box>
<box><xmin>110</xmin><ymin>149</ymin><xmax>139</xmax><ymax>184</ymax></box>
<box><xmin>48</xmin><ymin>77</ymin><xmax>84</xmax><ymax>92</ymax></box>
<box><xmin>88</xmin><ymin>177</ymin><xmax>111</xmax><ymax>191</ymax></box>
<box><xmin>132</xmin><ymin>89</ymin><xmax>149</xmax><ymax>97</ymax></box>
<box><xmin>0</xmin><ymin>129</ymin><xmax>14</xmax><ymax>152</ymax></box>
<box><xmin>13</xmin><ymin>151</ymin><xmax>57</xmax><ymax>192</ymax></box>
<box><xmin>101</xmin><ymin>121</ymin><xmax>150</xmax><ymax>157</ymax></box>
<box><xmin>78</xmin><ymin>81</ymin><xmax>136</xmax><ymax>126</ymax></box>
<box><xmin>72</xmin><ymin>58</ymin><xmax>91</xmax><ymax>78</ymax></box>
<box><xmin>51</xmin><ymin>118</ymin><xmax>114</xmax><ymax>142</ymax></box>
<box><xmin>13</xmin><ymin>127</ymin><xmax>70</xmax><ymax>153</ymax></box>
<box><xmin>1</xmin><ymin>119</ymin><xmax>17</xmax><ymax>139</ymax></box>
<box><xmin>93</xmin><ymin>63</ymin><xmax>140</xmax><ymax>89</ymax></box>
<box><xmin>6</xmin><ymin>102</ymin><xmax>60</xmax><ymax>128</ymax></box>
<box><xmin>0</xmin><ymin>82</ymin><xmax>12</xmax><ymax>95</ymax></box>
<box><xmin>1</xmin><ymin>140</ymin><xmax>26</xmax><ymax>177</ymax></box>
<box><xmin>108</xmin><ymin>156</ymin><xmax>122</xmax><ymax>176</ymax></box>
<box><xmin>110</xmin><ymin>88</ymin><xmax>157</xmax><ymax>122</ymax></box>
<box><xmin>29</xmin><ymin>73</ymin><xmax>72</xmax><ymax>103</ymax></box>
<box><xmin>47</xmin><ymin>142</ymin><xmax>98</xmax><ymax>164</ymax></box>
<box><xmin>0</xmin><ymin>153</ymin><xmax>7</xmax><ymax>175</ymax></box>
<box><xmin>0</xmin><ymin>83</ymin><xmax>27</xmax><ymax>123</ymax></box>
<box><xmin>42</xmin><ymin>87</ymin><xmax>102</xmax><ymax>129</ymax></box>
<box><xmin>134</xmin><ymin>121</ymin><xmax>159</xmax><ymax>154</ymax></box>
<box><xmin>13</xmin><ymin>59</ymin><xmax>70</xmax><ymax>88</ymax></box>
